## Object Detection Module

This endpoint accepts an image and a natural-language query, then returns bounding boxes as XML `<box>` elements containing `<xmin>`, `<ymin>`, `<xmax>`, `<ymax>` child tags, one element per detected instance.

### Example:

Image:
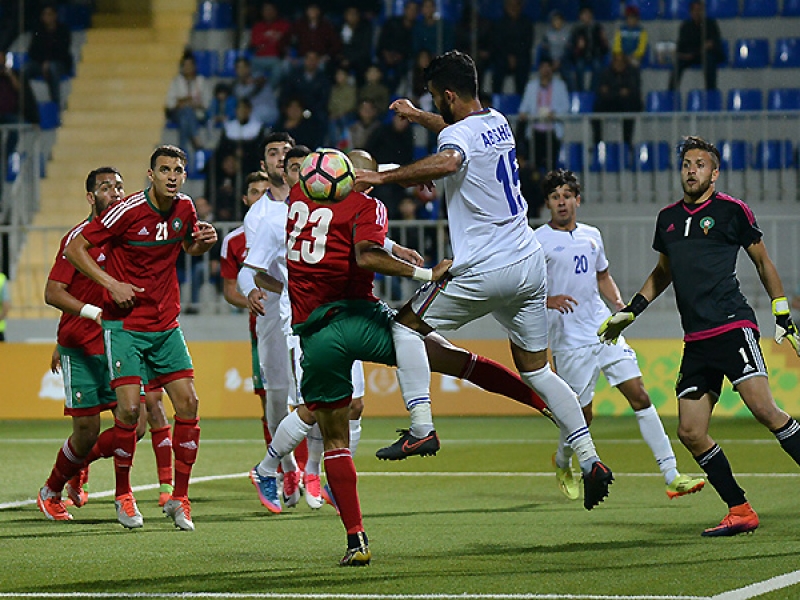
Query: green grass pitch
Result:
<box><xmin>1</xmin><ymin>416</ymin><xmax>800</xmax><ymax>599</ymax></box>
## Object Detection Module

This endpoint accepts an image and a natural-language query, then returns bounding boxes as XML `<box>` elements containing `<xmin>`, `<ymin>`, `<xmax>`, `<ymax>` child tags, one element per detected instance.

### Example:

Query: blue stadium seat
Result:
<box><xmin>767</xmin><ymin>88</ymin><xmax>800</xmax><ymax>111</ymax></box>
<box><xmin>717</xmin><ymin>140</ymin><xmax>748</xmax><ymax>170</ymax></box>
<box><xmin>218</xmin><ymin>49</ymin><xmax>252</xmax><ymax>77</ymax></box>
<box><xmin>645</xmin><ymin>90</ymin><xmax>680</xmax><ymax>112</ymax></box>
<box><xmin>193</xmin><ymin>50</ymin><xmax>219</xmax><ymax>77</ymax></box>
<box><xmin>727</xmin><ymin>88</ymin><xmax>763</xmax><ymax>111</ymax></box>
<box><xmin>706</xmin><ymin>0</ymin><xmax>738</xmax><ymax>18</ymax></box>
<box><xmin>188</xmin><ymin>149</ymin><xmax>213</xmax><ymax>180</ymax></box>
<box><xmin>592</xmin><ymin>0</ymin><xmax>621</xmax><ymax>20</ymax></box>
<box><xmin>194</xmin><ymin>1</ymin><xmax>234</xmax><ymax>30</ymax></box>
<box><xmin>783</xmin><ymin>0</ymin><xmax>800</xmax><ymax>16</ymax></box>
<box><xmin>412</xmin><ymin>146</ymin><xmax>429</xmax><ymax>161</ymax></box>
<box><xmin>569</xmin><ymin>91</ymin><xmax>595</xmax><ymax>114</ymax></box>
<box><xmin>8</xmin><ymin>52</ymin><xmax>27</xmax><ymax>71</ymax></box>
<box><xmin>686</xmin><ymin>89</ymin><xmax>722</xmax><ymax>111</ymax></box>
<box><xmin>6</xmin><ymin>152</ymin><xmax>21</xmax><ymax>182</ymax></box>
<box><xmin>742</xmin><ymin>0</ymin><xmax>777</xmax><ymax>17</ymax></box>
<box><xmin>478</xmin><ymin>0</ymin><xmax>505</xmax><ymax>20</ymax></box>
<box><xmin>58</xmin><ymin>4</ymin><xmax>92</xmax><ymax>30</ymax></box>
<box><xmin>662</xmin><ymin>0</ymin><xmax>692</xmax><ymax>19</ymax></box>
<box><xmin>636</xmin><ymin>0</ymin><xmax>661</xmax><ymax>20</ymax></box>
<box><xmin>491</xmin><ymin>93</ymin><xmax>521</xmax><ymax>116</ymax></box>
<box><xmin>634</xmin><ymin>142</ymin><xmax>656</xmax><ymax>172</ymax></box>
<box><xmin>773</xmin><ymin>38</ymin><xmax>800</xmax><ymax>68</ymax></box>
<box><xmin>38</xmin><ymin>102</ymin><xmax>60</xmax><ymax>130</ymax></box>
<box><xmin>732</xmin><ymin>38</ymin><xmax>770</xmax><ymax>69</ymax></box>
<box><xmin>439</xmin><ymin>0</ymin><xmax>463</xmax><ymax>22</ymax></box>
<box><xmin>752</xmin><ymin>140</ymin><xmax>793</xmax><ymax>169</ymax></box>
<box><xmin>590</xmin><ymin>142</ymin><xmax>623</xmax><ymax>173</ymax></box>
<box><xmin>559</xmin><ymin>142</ymin><xmax>584</xmax><ymax>171</ymax></box>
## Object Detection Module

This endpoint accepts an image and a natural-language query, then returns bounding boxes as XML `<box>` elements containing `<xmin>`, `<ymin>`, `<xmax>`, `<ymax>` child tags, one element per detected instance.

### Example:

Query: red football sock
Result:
<box><xmin>461</xmin><ymin>353</ymin><xmax>549</xmax><ymax>414</ymax></box>
<box><xmin>150</xmin><ymin>425</ymin><xmax>173</xmax><ymax>486</ymax></box>
<box><xmin>261</xmin><ymin>416</ymin><xmax>272</xmax><ymax>448</ymax></box>
<box><xmin>172</xmin><ymin>417</ymin><xmax>200</xmax><ymax>498</ymax></box>
<box><xmin>294</xmin><ymin>437</ymin><xmax>308</xmax><ymax>473</ymax></box>
<box><xmin>324</xmin><ymin>448</ymin><xmax>363</xmax><ymax>534</ymax></box>
<box><xmin>112</xmin><ymin>419</ymin><xmax>137</xmax><ymax>497</ymax></box>
<box><xmin>84</xmin><ymin>427</ymin><xmax>115</xmax><ymax>464</ymax></box>
<box><xmin>45</xmin><ymin>438</ymin><xmax>86</xmax><ymax>494</ymax></box>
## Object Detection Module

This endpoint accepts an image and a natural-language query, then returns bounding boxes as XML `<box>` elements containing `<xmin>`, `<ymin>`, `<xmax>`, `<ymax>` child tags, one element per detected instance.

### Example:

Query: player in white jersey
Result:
<box><xmin>356</xmin><ymin>50</ymin><xmax>613</xmax><ymax>510</ymax></box>
<box><xmin>536</xmin><ymin>169</ymin><xmax>705</xmax><ymax>501</ymax></box>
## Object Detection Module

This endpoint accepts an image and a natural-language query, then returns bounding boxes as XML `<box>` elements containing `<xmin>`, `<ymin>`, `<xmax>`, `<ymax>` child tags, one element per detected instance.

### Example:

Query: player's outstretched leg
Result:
<box><xmin>376</xmin><ymin>428</ymin><xmax>440</xmax><ymax>460</ymax></box>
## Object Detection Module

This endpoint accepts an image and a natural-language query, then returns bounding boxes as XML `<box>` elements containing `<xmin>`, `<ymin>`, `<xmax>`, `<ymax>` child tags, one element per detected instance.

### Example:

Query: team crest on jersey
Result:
<box><xmin>171</xmin><ymin>217</ymin><xmax>183</xmax><ymax>232</ymax></box>
<box><xmin>700</xmin><ymin>216</ymin><xmax>715</xmax><ymax>235</ymax></box>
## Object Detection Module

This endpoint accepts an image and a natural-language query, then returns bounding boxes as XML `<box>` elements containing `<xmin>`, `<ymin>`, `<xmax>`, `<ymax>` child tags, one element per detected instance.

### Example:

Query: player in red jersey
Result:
<box><xmin>285</xmin><ymin>152</ymin><xmax>451</xmax><ymax>565</ymax></box>
<box><xmin>38</xmin><ymin>167</ymin><xmax>173</xmax><ymax>523</ymax></box>
<box><xmin>65</xmin><ymin>145</ymin><xmax>217</xmax><ymax>532</ymax></box>
<box><xmin>220</xmin><ymin>171</ymin><xmax>271</xmax><ymax>443</ymax></box>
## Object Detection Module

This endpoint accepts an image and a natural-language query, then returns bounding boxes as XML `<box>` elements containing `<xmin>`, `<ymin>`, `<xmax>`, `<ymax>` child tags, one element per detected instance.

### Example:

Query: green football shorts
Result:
<box><xmin>57</xmin><ymin>345</ymin><xmax>117</xmax><ymax>416</ymax></box>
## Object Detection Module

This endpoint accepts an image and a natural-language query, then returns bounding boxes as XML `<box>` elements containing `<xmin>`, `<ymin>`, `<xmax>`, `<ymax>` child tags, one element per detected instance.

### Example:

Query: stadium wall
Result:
<box><xmin>2</xmin><ymin>338</ymin><xmax>798</xmax><ymax>420</ymax></box>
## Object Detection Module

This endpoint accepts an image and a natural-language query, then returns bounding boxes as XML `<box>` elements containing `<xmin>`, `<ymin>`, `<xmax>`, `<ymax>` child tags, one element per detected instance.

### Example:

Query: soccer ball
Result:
<box><xmin>298</xmin><ymin>149</ymin><xmax>356</xmax><ymax>202</ymax></box>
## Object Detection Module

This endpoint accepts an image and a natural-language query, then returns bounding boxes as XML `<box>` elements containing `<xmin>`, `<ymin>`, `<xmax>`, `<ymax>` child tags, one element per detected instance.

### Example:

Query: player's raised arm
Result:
<box><xmin>355</xmin><ymin>149</ymin><xmax>461</xmax><ymax>191</ymax></box>
<box><xmin>390</xmin><ymin>98</ymin><xmax>447</xmax><ymax>134</ymax></box>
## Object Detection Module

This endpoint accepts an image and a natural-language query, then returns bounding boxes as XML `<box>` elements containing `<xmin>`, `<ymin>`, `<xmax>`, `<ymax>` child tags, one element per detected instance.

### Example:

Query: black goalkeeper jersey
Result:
<box><xmin>652</xmin><ymin>191</ymin><xmax>762</xmax><ymax>341</ymax></box>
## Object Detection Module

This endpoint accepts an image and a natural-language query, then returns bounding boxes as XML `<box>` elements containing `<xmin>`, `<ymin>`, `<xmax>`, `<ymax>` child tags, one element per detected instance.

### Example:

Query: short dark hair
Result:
<box><xmin>86</xmin><ymin>167</ymin><xmax>121</xmax><ymax>193</ymax></box>
<box><xmin>150</xmin><ymin>145</ymin><xmax>187</xmax><ymax>169</ymax></box>
<box><xmin>285</xmin><ymin>145</ymin><xmax>311</xmax><ymax>162</ymax></box>
<box><xmin>677</xmin><ymin>135</ymin><xmax>720</xmax><ymax>169</ymax></box>
<box><xmin>424</xmin><ymin>50</ymin><xmax>478</xmax><ymax>99</ymax></box>
<box><xmin>245</xmin><ymin>171</ymin><xmax>269</xmax><ymax>186</ymax></box>
<box><xmin>541</xmin><ymin>169</ymin><xmax>581</xmax><ymax>198</ymax></box>
<box><xmin>260</xmin><ymin>131</ymin><xmax>295</xmax><ymax>157</ymax></box>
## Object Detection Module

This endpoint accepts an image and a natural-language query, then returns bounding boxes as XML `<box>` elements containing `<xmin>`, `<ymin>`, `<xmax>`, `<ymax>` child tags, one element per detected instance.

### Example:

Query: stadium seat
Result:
<box><xmin>478</xmin><ymin>0</ymin><xmax>505</xmax><ymax>20</ymax></box>
<box><xmin>590</xmin><ymin>141</ymin><xmax>624</xmax><ymax>173</ymax></box>
<box><xmin>645</xmin><ymin>90</ymin><xmax>680</xmax><ymax>112</ymax></box>
<box><xmin>742</xmin><ymin>0</ymin><xmax>777</xmax><ymax>17</ymax></box>
<box><xmin>569</xmin><ymin>91</ymin><xmax>595</xmax><ymax>114</ymax></box>
<box><xmin>634</xmin><ymin>142</ymin><xmax>656</xmax><ymax>172</ymax></box>
<box><xmin>705</xmin><ymin>0</ymin><xmax>738</xmax><ymax>18</ymax></box>
<box><xmin>727</xmin><ymin>88</ymin><xmax>762</xmax><ymax>111</ymax></box>
<box><xmin>194</xmin><ymin>1</ymin><xmax>234</xmax><ymax>30</ymax></box>
<box><xmin>491</xmin><ymin>93</ymin><xmax>521</xmax><ymax>116</ymax></box>
<box><xmin>6</xmin><ymin>152</ymin><xmax>21</xmax><ymax>182</ymax></box>
<box><xmin>662</xmin><ymin>0</ymin><xmax>691</xmax><ymax>19</ymax></box>
<box><xmin>188</xmin><ymin>149</ymin><xmax>213</xmax><ymax>180</ymax></box>
<box><xmin>7</xmin><ymin>52</ymin><xmax>27</xmax><ymax>71</ymax></box>
<box><xmin>732</xmin><ymin>38</ymin><xmax>770</xmax><ymax>69</ymax></box>
<box><xmin>58</xmin><ymin>3</ymin><xmax>92</xmax><ymax>30</ymax></box>
<box><xmin>783</xmin><ymin>0</ymin><xmax>800</xmax><ymax>16</ymax></box>
<box><xmin>38</xmin><ymin>102</ymin><xmax>60</xmax><ymax>130</ymax></box>
<box><xmin>558</xmin><ymin>142</ymin><xmax>584</xmax><ymax>171</ymax></box>
<box><xmin>592</xmin><ymin>0</ymin><xmax>621</xmax><ymax>20</ymax></box>
<box><xmin>193</xmin><ymin>50</ymin><xmax>219</xmax><ymax>77</ymax></box>
<box><xmin>439</xmin><ymin>0</ymin><xmax>463</xmax><ymax>22</ymax></box>
<box><xmin>752</xmin><ymin>140</ymin><xmax>793</xmax><ymax>169</ymax></box>
<box><xmin>218</xmin><ymin>49</ymin><xmax>252</xmax><ymax>78</ymax></box>
<box><xmin>686</xmin><ymin>89</ymin><xmax>722</xmax><ymax>112</ymax></box>
<box><xmin>637</xmin><ymin>0</ymin><xmax>661</xmax><ymax>20</ymax></box>
<box><xmin>767</xmin><ymin>88</ymin><xmax>800</xmax><ymax>111</ymax></box>
<box><xmin>717</xmin><ymin>140</ymin><xmax>748</xmax><ymax>170</ymax></box>
<box><xmin>772</xmin><ymin>38</ymin><xmax>800</xmax><ymax>68</ymax></box>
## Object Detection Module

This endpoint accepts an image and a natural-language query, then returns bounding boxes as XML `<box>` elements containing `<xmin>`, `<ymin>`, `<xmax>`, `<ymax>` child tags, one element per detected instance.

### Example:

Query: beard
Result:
<box><xmin>440</xmin><ymin>102</ymin><xmax>456</xmax><ymax>125</ymax></box>
<box><xmin>682</xmin><ymin>177</ymin><xmax>711</xmax><ymax>200</ymax></box>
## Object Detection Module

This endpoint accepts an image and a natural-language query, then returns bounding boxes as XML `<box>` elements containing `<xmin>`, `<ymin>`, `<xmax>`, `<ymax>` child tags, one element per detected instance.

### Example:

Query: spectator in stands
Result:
<box><xmin>365</xmin><ymin>111</ymin><xmax>415</xmax><ymax>217</ymax></box>
<box><xmin>0</xmin><ymin>61</ymin><xmax>40</xmax><ymax>155</ymax></box>
<box><xmin>668</xmin><ymin>0</ymin><xmax>724</xmax><ymax>91</ymax></box>
<box><xmin>562</xmin><ymin>5</ymin><xmax>609</xmax><ymax>93</ymax></box>
<box><xmin>0</xmin><ymin>270</ymin><xmax>8</xmax><ymax>341</ymax></box>
<box><xmin>591</xmin><ymin>52</ymin><xmax>643</xmax><ymax>150</ymax></box>
<box><xmin>347</xmin><ymin>99</ymin><xmax>380</xmax><ymax>151</ymax></box>
<box><xmin>540</xmin><ymin>10</ymin><xmax>570</xmax><ymax>73</ymax></box>
<box><xmin>280</xmin><ymin>50</ymin><xmax>330</xmax><ymax>125</ymax></box>
<box><xmin>613</xmin><ymin>5</ymin><xmax>648</xmax><ymax>68</ymax></box>
<box><xmin>23</xmin><ymin>3</ymin><xmax>72</xmax><ymax>108</ymax></box>
<box><xmin>165</xmin><ymin>51</ymin><xmax>211</xmax><ymax>153</ymax></box>
<box><xmin>339</xmin><ymin>5</ymin><xmax>373</xmax><ymax>84</ymax></box>
<box><xmin>206</xmin><ymin>153</ymin><xmax>241</xmax><ymax>222</ymax></box>
<box><xmin>454</xmin><ymin>3</ymin><xmax>492</xmax><ymax>87</ymax></box>
<box><xmin>233</xmin><ymin>57</ymin><xmax>279</xmax><ymax>128</ymax></box>
<box><xmin>249</xmin><ymin>2</ymin><xmax>291</xmax><ymax>84</ymax></box>
<box><xmin>181</xmin><ymin>196</ymin><xmax>220</xmax><ymax>314</ymax></box>
<box><xmin>218</xmin><ymin>98</ymin><xmax>265</xmax><ymax>177</ymax></box>
<box><xmin>376</xmin><ymin>0</ymin><xmax>418</xmax><ymax>94</ymax></box>
<box><xmin>412</xmin><ymin>0</ymin><xmax>454</xmax><ymax>58</ymax></box>
<box><xmin>207</xmin><ymin>82</ymin><xmax>237</xmax><ymax>128</ymax></box>
<box><xmin>490</xmin><ymin>0</ymin><xmax>534</xmax><ymax>95</ymax></box>
<box><xmin>232</xmin><ymin>57</ymin><xmax>259</xmax><ymax>100</ymax></box>
<box><xmin>276</xmin><ymin>96</ymin><xmax>325</xmax><ymax>150</ymax></box>
<box><xmin>328</xmin><ymin>66</ymin><xmax>357</xmax><ymax>145</ymax></box>
<box><xmin>286</xmin><ymin>3</ymin><xmax>341</xmax><ymax>65</ymax></box>
<box><xmin>518</xmin><ymin>57</ymin><xmax>570</xmax><ymax>173</ymax></box>
<box><xmin>358</xmin><ymin>65</ymin><xmax>390</xmax><ymax>117</ymax></box>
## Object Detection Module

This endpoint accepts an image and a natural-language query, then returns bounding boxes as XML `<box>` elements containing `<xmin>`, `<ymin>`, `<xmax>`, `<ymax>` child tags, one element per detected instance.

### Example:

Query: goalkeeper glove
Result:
<box><xmin>598</xmin><ymin>293</ymin><xmax>649</xmax><ymax>344</ymax></box>
<box><xmin>772</xmin><ymin>297</ymin><xmax>800</xmax><ymax>356</ymax></box>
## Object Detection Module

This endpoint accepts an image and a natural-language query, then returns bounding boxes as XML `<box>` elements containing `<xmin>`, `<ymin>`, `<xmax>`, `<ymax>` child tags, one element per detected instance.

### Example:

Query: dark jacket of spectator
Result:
<box><xmin>287</xmin><ymin>4</ymin><xmax>342</xmax><ymax>60</ymax></box>
<box><xmin>339</xmin><ymin>6</ymin><xmax>374</xmax><ymax>82</ymax></box>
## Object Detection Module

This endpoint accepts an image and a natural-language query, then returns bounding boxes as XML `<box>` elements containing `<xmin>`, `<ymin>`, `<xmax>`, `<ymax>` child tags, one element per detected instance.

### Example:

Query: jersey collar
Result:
<box><xmin>144</xmin><ymin>188</ymin><xmax>175</xmax><ymax>217</ymax></box>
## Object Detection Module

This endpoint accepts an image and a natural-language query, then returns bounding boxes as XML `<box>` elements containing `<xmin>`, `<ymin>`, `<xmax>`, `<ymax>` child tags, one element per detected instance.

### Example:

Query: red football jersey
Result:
<box><xmin>48</xmin><ymin>219</ymin><xmax>107</xmax><ymax>355</ymax></box>
<box><xmin>220</xmin><ymin>225</ymin><xmax>247</xmax><ymax>280</ymax></box>
<box><xmin>80</xmin><ymin>189</ymin><xmax>198</xmax><ymax>332</ymax></box>
<box><xmin>286</xmin><ymin>185</ymin><xmax>387</xmax><ymax>325</ymax></box>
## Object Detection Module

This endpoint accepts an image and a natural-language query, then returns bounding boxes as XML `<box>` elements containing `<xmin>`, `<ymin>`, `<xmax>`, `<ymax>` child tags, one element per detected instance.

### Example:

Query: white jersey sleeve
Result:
<box><xmin>437</xmin><ymin>108</ymin><xmax>538</xmax><ymax>276</ymax></box>
<box><xmin>244</xmin><ymin>199</ymin><xmax>289</xmax><ymax>286</ymax></box>
<box><xmin>534</xmin><ymin>223</ymin><xmax>613</xmax><ymax>350</ymax></box>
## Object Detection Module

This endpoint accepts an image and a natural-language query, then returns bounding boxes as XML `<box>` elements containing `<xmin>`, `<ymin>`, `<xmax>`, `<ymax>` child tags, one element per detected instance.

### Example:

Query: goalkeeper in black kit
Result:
<box><xmin>598</xmin><ymin>135</ymin><xmax>800</xmax><ymax>537</ymax></box>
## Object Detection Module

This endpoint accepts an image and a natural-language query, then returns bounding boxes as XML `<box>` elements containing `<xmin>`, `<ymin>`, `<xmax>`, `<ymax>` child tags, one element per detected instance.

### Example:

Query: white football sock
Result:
<box><xmin>635</xmin><ymin>405</ymin><xmax>678</xmax><ymax>484</ymax></box>
<box><xmin>391</xmin><ymin>321</ymin><xmax>434</xmax><ymax>437</ymax></box>
<box><xmin>306</xmin><ymin>423</ymin><xmax>323</xmax><ymax>476</ymax></box>
<box><xmin>349</xmin><ymin>418</ymin><xmax>362</xmax><ymax>456</ymax></box>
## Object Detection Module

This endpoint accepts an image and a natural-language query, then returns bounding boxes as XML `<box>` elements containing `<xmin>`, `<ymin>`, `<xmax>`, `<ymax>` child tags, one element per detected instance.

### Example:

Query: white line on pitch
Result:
<box><xmin>711</xmin><ymin>569</ymin><xmax>800</xmax><ymax>599</ymax></box>
<box><xmin>0</xmin><ymin>592</ymin><xmax>711</xmax><ymax>599</ymax></box>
